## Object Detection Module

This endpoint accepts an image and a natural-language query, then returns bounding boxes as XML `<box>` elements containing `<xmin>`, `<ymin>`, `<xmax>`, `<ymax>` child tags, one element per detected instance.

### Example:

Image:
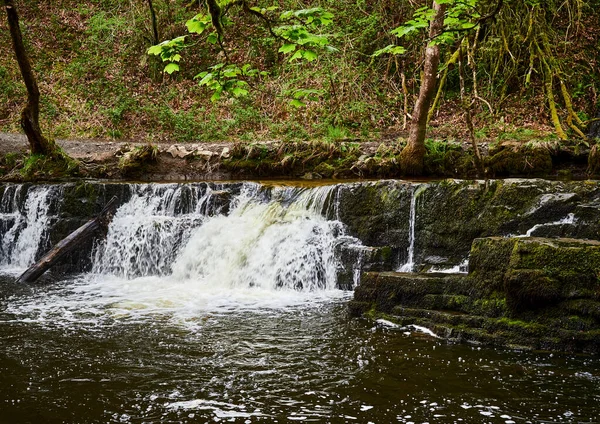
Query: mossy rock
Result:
<box><xmin>314</xmin><ymin>162</ymin><xmax>335</xmax><ymax>178</ymax></box>
<box><xmin>503</xmin><ymin>269</ymin><xmax>562</xmax><ymax>311</ymax></box>
<box><xmin>485</xmin><ymin>144</ymin><xmax>552</xmax><ymax>177</ymax></box>
<box><xmin>118</xmin><ymin>145</ymin><xmax>158</xmax><ymax>177</ymax></box>
<box><xmin>59</xmin><ymin>181</ymin><xmax>99</xmax><ymax>217</ymax></box>
<box><xmin>336</xmin><ymin>181</ymin><xmax>411</xmax><ymax>247</ymax></box>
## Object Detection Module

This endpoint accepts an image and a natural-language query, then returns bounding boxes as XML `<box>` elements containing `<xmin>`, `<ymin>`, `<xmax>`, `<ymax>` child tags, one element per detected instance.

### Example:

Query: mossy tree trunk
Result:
<box><xmin>4</xmin><ymin>0</ymin><xmax>58</xmax><ymax>156</ymax></box>
<box><xmin>400</xmin><ymin>1</ymin><xmax>446</xmax><ymax>176</ymax></box>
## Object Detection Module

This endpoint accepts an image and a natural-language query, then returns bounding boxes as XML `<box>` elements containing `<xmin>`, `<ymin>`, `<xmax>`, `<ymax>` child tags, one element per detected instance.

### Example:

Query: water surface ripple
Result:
<box><xmin>1</xmin><ymin>278</ymin><xmax>599</xmax><ymax>423</ymax></box>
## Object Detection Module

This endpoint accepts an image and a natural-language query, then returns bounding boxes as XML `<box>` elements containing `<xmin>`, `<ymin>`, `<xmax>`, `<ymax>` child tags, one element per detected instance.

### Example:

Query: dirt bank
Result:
<box><xmin>0</xmin><ymin>132</ymin><xmax>593</xmax><ymax>182</ymax></box>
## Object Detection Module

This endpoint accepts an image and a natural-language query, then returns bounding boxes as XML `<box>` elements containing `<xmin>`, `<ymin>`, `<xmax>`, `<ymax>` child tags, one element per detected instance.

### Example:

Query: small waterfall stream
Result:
<box><xmin>0</xmin><ymin>184</ymin><xmax>59</xmax><ymax>269</ymax></box>
<box><xmin>398</xmin><ymin>184</ymin><xmax>427</xmax><ymax>272</ymax></box>
<box><xmin>91</xmin><ymin>182</ymin><xmax>352</xmax><ymax>293</ymax></box>
<box><xmin>0</xmin><ymin>181</ymin><xmax>360</xmax><ymax>318</ymax></box>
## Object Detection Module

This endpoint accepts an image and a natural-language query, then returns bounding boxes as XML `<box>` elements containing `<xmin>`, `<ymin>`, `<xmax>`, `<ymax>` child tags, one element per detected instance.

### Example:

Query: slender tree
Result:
<box><xmin>399</xmin><ymin>1</ymin><xmax>446</xmax><ymax>176</ymax></box>
<box><xmin>147</xmin><ymin>0</ymin><xmax>159</xmax><ymax>46</ymax></box>
<box><xmin>4</xmin><ymin>0</ymin><xmax>57</xmax><ymax>156</ymax></box>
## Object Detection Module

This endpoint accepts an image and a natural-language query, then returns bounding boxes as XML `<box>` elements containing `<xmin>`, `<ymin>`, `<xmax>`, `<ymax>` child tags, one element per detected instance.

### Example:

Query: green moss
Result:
<box><xmin>471</xmin><ymin>295</ymin><xmax>508</xmax><ymax>317</ymax></box>
<box><xmin>314</xmin><ymin>162</ymin><xmax>335</xmax><ymax>178</ymax></box>
<box><xmin>504</xmin><ymin>269</ymin><xmax>562</xmax><ymax>311</ymax></box>
<box><xmin>60</xmin><ymin>181</ymin><xmax>99</xmax><ymax>217</ymax></box>
<box><xmin>485</xmin><ymin>144</ymin><xmax>553</xmax><ymax>177</ymax></box>
<box><xmin>423</xmin><ymin>141</ymin><xmax>476</xmax><ymax>177</ymax></box>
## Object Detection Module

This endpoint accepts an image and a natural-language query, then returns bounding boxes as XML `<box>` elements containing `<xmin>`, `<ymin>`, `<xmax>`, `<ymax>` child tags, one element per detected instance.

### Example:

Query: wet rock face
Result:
<box><xmin>471</xmin><ymin>237</ymin><xmax>600</xmax><ymax>306</ymax></box>
<box><xmin>335</xmin><ymin>181</ymin><xmax>412</xmax><ymax>249</ymax></box>
<box><xmin>335</xmin><ymin>179</ymin><xmax>600</xmax><ymax>271</ymax></box>
<box><xmin>352</xmin><ymin>237</ymin><xmax>600</xmax><ymax>353</ymax></box>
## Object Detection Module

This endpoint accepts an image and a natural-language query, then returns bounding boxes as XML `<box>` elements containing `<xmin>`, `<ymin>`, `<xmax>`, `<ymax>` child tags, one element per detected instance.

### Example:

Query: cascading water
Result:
<box><xmin>521</xmin><ymin>213</ymin><xmax>577</xmax><ymax>237</ymax></box>
<box><xmin>92</xmin><ymin>183</ymin><xmax>226</xmax><ymax>278</ymax></box>
<box><xmin>0</xmin><ymin>184</ymin><xmax>57</xmax><ymax>269</ymax></box>
<box><xmin>72</xmin><ymin>182</ymin><xmax>359</xmax><ymax>316</ymax></box>
<box><xmin>172</xmin><ymin>184</ymin><xmax>351</xmax><ymax>291</ymax></box>
<box><xmin>398</xmin><ymin>184</ymin><xmax>427</xmax><ymax>272</ymax></box>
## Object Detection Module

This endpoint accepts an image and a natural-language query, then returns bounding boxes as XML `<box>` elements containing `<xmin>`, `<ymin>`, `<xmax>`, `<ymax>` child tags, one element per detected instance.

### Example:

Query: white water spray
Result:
<box><xmin>0</xmin><ymin>185</ymin><xmax>56</xmax><ymax>268</ymax></box>
<box><xmin>171</xmin><ymin>185</ymin><xmax>343</xmax><ymax>291</ymax></box>
<box><xmin>398</xmin><ymin>184</ymin><xmax>427</xmax><ymax>273</ymax></box>
<box><xmin>65</xmin><ymin>182</ymin><xmax>358</xmax><ymax>317</ymax></box>
<box><xmin>92</xmin><ymin>184</ymin><xmax>224</xmax><ymax>278</ymax></box>
<box><xmin>518</xmin><ymin>213</ymin><xmax>577</xmax><ymax>238</ymax></box>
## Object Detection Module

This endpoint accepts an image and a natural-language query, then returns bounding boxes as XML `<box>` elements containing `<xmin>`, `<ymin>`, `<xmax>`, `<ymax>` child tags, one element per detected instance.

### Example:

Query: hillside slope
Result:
<box><xmin>1</xmin><ymin>0</ymin><xmax>599</xmax><ymax>144</ymax></box>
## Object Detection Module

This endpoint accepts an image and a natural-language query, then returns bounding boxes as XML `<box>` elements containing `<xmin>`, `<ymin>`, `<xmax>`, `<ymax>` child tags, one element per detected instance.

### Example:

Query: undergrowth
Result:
<box><xmin>0</xmin><ymin>0</ymin><xmax>598</xmax><ymax>144</ymax></box>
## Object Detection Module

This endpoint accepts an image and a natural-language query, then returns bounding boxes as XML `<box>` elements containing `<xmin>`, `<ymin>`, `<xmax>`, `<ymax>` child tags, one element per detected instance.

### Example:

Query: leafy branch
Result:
<box><xmin>147</xmin><ymin>2</ymin><xmax>336</xmax><ymax>104</ymax></box>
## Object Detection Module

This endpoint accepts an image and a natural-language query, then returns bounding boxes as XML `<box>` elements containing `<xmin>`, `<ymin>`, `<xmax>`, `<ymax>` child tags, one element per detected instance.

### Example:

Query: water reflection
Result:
<box><xmin>1</xmin><ymin>276</ymin><xmax>598</xmax><ymax>423</ymax></box>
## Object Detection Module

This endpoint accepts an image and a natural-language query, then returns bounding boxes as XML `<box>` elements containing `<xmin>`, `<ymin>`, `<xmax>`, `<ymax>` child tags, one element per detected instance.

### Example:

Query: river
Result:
<box><xmin>0</xmin><ymin>181</ymin><xmax>599</xmax><ymax>422</ymax></box>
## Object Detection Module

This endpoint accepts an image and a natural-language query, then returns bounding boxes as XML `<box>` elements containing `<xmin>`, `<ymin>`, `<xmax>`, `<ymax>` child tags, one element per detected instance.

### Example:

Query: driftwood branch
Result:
<box><xmin>16</xmin><ymin>196</ymin><xmax>118</xmax><ymax>284</ymax></box>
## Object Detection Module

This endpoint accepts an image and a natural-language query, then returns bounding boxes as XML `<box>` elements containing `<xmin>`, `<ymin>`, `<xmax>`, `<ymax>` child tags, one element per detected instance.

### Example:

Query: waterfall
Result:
<box><xmin>91</xmin><ymin>183</ymin><xmax>351</xmax><ymax>292</ymax></box>
<box><xmin>92</xmin><ymin>183</ymin><xmax>225</xmax><ymax>278</ymax></box>
<box><xmin>0</xmin><ymin>185</ymin><xmax>57</xmax><ymax>268</ymax></box>
<box><xmin>398</xmin><ymin>184</ymin><xmax>427</xmax><ymax>272</ymax></box>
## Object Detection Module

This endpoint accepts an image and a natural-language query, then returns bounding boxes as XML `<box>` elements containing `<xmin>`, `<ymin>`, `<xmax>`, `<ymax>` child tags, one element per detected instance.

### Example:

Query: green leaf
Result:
<box><xmin>210</xmin><ymin>91</ymin><xmax>222</xmax><ymax>102</ymax></box>
<box><xmin>372</xmin><ymin>45</ymin><xmax>406</xmax><ymax>57</ymax></box>
<box><xmin>186</xmin><ymin>14</ymin><xmax>211</xmax><ymax>34</ymax></box>
<box><xmin>164</xmin><ymin>63</ymin><xmax>180</xmax><ymax>74</ymax></box>
<box><xmin>290</xmin><ymin>99</ymin><xmax>306</xmax><ymax>108</ymax></box>
<box><xmin>147</xmin><ymin>44</ymin><xmax>163</xmax><ymax>55</ymax></box>
<box><xmin>186</xmin><ymin>20</ymin><xmax>206</xmax><ymax>34</ymax></box>
<box><xmin>289</xmin><ymin>50</ymin><xmax>304</xmax><ymax>61</ymax></box>
<box><xmin>207</xmin><ymin>33</ymin><xmax>219</xmax><ymax>45</ymax></box>
<box><xmin>302</xmin><ymin>50</ymin><xmax>318</xmax><ymax>61</ymax></box>
<box><xmin>231</xmin><ymin>87</ymin><xmax>249</xmax><ymax>97</ymax></box>
<box><xmin>197</xmin><ymin>72</ymin><xmax>214</xmax><ymax>86</ymax></box>
<box><xmin>278</xmin><ymin>43</ymin><xmax>297</xmax><ymax>54</ymax></box>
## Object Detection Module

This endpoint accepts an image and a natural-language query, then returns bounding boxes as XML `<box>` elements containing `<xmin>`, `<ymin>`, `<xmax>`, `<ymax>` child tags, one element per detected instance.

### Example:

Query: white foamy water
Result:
<box><xmin>519</xmin><ymin>213</ymin><xmax>577</xmax><ymax>237</ymax></box>
<box><xmin>0</xmin><ymin>184</ymin><xmax>57</xmax><ymax>270</ymax></box>
<box><xmin>3</xmin><ymin>183</ymin><xmax>357</xmax><ymax>324</ymax></box>
<box><xmin>428</xmin><ymin>258</ymin><xmax>469</xmax><ymax>274</ymax></box>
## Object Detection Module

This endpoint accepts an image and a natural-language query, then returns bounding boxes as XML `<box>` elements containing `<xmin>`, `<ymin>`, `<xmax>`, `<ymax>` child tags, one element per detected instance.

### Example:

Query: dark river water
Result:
<box><xmin>1</xmin><ymin>274</ymin><xmax>599</xmax><ymax>424</ymax></box>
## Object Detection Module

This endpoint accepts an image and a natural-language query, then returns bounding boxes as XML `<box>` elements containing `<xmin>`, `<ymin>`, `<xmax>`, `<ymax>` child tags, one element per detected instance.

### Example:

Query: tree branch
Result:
<box><xmin>431</xmin><ymin>0</ymin><xmax>504</xmax><ymax>41</ymax></box>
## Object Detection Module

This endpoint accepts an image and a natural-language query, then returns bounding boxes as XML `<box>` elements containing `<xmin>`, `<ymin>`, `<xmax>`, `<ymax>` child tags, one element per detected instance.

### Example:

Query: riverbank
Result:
<box><xmin>0</xmin><ymin>132</ymin><xmax>595</xmax><ymax>182</ymax></box>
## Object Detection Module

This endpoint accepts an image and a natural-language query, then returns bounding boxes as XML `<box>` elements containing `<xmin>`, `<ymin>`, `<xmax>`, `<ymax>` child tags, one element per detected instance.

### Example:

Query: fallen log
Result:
<box><xmin>16</xmin><ymin>196</ymin><xmax>118</xmax><ymax>284</ymax></box>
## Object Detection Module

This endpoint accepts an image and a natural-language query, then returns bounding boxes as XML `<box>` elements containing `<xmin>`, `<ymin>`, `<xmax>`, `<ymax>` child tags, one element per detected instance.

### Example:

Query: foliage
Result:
<box><xmin>0</xmin><ymin>0</ymin><xmax>598</xmax><ymax>144</ymax></box>
<box><xmin>147</xmin><ymin>3</ymin><xmax>336</xmax><ymax>104</ymax></box>
<box><xmin>373</xmin><ymin>0</ymin><xmax>483</xmax><ymax>57</ymax></box>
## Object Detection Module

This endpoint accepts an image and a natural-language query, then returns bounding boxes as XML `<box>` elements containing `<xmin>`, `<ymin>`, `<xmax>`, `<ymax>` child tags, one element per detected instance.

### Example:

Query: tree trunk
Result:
<box><xmin>4</xmin><ymin>0</ymin><xmax>57</xmax><ymax>156</ymax></box>
<box><xmin>400</xmin><ymin>1</ymin><xmax>447</xmax><ymax>176</ymax></box>
<box><xmin>147</xmin><ymin>0</ymin><xmax>159</xmax><ymax>45</ymax></box>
